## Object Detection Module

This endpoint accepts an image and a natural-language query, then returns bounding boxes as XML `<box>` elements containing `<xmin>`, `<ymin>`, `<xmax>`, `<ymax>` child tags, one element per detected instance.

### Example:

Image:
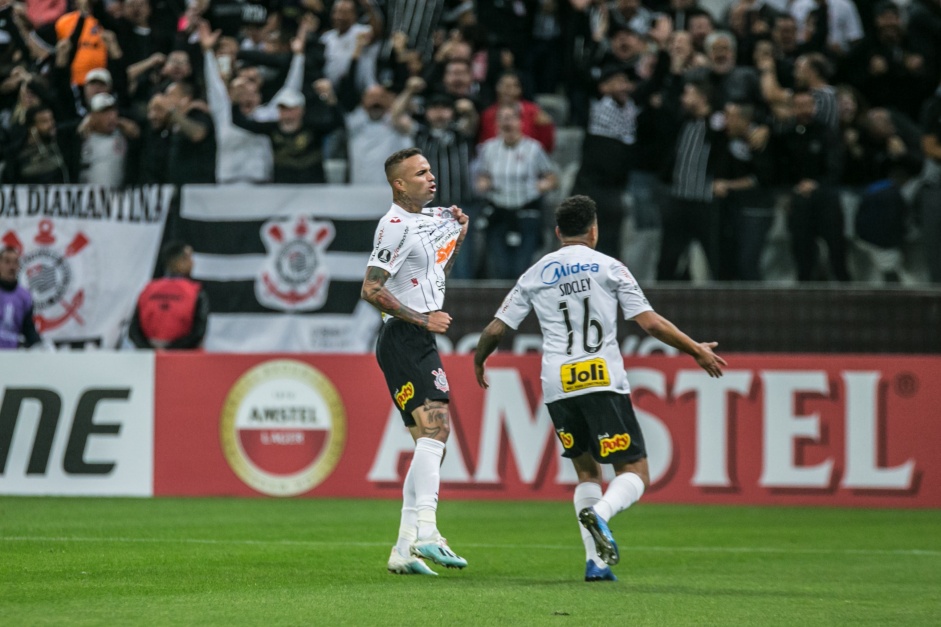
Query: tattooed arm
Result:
<box><xmin>361</xmin><ymin>266</ymin><xmax>453</xmax><ymax>333</ymax></box>
<box><xmin>473</xmin><ymin>318</ymin><xmax>509</xmax><ymax>389</ymax></box>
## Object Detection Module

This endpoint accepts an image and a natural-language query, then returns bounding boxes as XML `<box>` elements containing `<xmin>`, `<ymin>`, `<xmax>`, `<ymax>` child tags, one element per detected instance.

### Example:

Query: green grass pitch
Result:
<box><xmin>1</xmin><ymin>497</ymin><xmax>939</xmax><ymax>626</ymax></box>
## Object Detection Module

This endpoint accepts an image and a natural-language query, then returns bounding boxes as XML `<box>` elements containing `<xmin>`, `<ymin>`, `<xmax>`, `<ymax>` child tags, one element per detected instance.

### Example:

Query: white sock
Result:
<box><xmin>411</xmin><ymin>437</ymin><xmax>445</xmax><ymax>540</ymax></box>
<box><xmin>574</xmin><ymin>482</ymin><xmax>603</xmax><ymax>565</ymax></box>
<box><xmin>394</xmin><ymin>465</ymin><xmax>418</xmax><ymax>557</ymax></box>
<box><xmin>594</xmin><ymin>472</ymin><xmax>646</xmax><ymax>522</ymax></box>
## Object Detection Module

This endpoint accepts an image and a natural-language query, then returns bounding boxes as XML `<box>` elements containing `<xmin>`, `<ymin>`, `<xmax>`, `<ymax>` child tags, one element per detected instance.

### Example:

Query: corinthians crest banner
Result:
<box><xmin>179</xmin><ymin>185</ymin><xmax>389</xmax><ymax>352</ymax></box>
<box><xmin>0</xmin><ymin>185</ymin><xmax>173</xmax><ymax>348</ymax></box>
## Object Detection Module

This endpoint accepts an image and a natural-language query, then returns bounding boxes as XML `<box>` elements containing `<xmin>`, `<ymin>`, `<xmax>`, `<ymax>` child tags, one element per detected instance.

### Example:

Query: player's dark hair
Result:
<box><xmin>555</xmin><ymin>195</ymin><xmax>597</xmax><ymax>237</ymax></box>
<box><xmin>161</xmin><ymin>241</ymin><xmax>190</xmax><ymax>271</ymax></box>
<box><xmin>384</xmin><ymin>147</ymin><xmax>423</xmax><ymax>181</ymax></box>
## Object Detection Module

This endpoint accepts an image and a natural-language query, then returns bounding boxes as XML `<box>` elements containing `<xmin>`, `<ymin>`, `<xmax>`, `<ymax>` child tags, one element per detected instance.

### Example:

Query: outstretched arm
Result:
<box><xmin>361</xmin><ymin>266</ymin><xmax>452</xmax><ymax>332</ymax></box>
<box><xmin>633</xmin><ymin>310</ymin><xmax>726</xmax><ymax>378</ymax></box>
<box><xmin>474</xmin><ymin>318</ymin><xmax>509</xmax><ymax>389</ymax></box>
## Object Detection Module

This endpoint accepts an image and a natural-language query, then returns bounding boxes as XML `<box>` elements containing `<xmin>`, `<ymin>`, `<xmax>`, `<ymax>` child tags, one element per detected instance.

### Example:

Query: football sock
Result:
<box><xmin>395</xmin><ymin>465</ymin><xmax>418</xmax><ymax>557</ymax></box>
<box><xmin>595</xmin><ymin>472</ymin><xmax>646</xmax><ymax>522</ymax></box>
<box><xmin>412</xmin><ymin>437</ymin><xmax>446</xmax><ymax>540</ymax></box>
<box><xmin>574</xmin><ymin>482</ymin><xmax>604</xmax><ymax>565</ymax></box>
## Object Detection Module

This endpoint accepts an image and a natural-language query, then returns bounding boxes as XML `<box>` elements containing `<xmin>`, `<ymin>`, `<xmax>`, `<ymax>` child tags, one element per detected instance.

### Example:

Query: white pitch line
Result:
<box><xmin>2</xmin><ymin>536</ymin><xmax>939</xmax><ymax>557</ymax></box>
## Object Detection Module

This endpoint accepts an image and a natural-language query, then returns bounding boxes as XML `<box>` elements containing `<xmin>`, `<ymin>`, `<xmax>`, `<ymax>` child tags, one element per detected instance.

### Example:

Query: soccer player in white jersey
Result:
<box><xmin>474</xmin><ymin>195</ymin><xmax>726</xmax><ymax>582</ymax></box>
<box><xmin>362</xmin><ymin>147</ymin><xmax>470</xmax><ymax>575</ymax></box>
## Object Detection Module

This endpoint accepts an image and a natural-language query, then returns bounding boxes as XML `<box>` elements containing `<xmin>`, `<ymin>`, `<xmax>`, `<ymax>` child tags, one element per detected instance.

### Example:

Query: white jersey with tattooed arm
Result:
<box><xmin>367</xmin><ymin>204</ymin><xmax>465</xmax><ymax>319</ymax></box>
<box><xmin>496</xmin><ymin>245</ymin><xmax>653</xmax><ymax>403</ymax></box>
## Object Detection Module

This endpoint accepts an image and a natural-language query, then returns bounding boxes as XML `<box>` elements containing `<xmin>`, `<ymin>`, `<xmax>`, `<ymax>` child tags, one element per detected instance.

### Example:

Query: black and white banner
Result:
<box><xmin>0</xmin><ymin>185</ymin><xmax>173</xmax><ymax>349</ymax></box>
<box><xmin>179</xmin><ymin>185</ymin><xmax>389</xmax><ymax>352</ymax></box>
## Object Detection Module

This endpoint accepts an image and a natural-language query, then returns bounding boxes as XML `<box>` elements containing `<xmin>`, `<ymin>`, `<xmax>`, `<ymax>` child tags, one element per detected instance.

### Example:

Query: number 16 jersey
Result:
<box><xmin>495</xmin><ymin>244</ymin><xmax>653</xmax><ymax>403</ymax></box>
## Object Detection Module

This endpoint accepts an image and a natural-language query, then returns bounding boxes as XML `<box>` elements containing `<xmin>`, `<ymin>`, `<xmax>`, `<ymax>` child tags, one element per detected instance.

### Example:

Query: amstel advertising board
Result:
<box><xmin>2</xmin><ymin>353</ymin><xmax>938</xmax><ymax>507</ymax></box>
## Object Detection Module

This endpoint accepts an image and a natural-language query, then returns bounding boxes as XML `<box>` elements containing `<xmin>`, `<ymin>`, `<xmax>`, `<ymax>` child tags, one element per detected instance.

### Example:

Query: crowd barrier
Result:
<box><xmin>2</xmin><ymin>352</ymin><xmax>938</xmax><ymax>508</ymax></box>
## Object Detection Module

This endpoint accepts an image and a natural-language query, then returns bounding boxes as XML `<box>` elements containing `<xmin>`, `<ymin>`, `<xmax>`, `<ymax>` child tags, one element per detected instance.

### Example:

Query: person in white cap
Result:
<box><xmin>78</xmin><ymin>92</ymin><xmax>140</xmax><ymax>187</ymax></box>
<box><xmin>231</xmin><ymin>80</ymin><xmax>344</xmax><ymax>183</ymax></box>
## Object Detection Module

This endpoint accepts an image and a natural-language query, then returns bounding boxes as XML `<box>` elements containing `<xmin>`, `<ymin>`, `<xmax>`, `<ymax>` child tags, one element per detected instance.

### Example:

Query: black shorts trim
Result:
<box><xmin>546</xmin><ymin>391</ymin><xmax>647</xmax><ymax>464</ymax></box>
<box><xmin>375</xmin><ymin>318</ymin><xmax>450</xmax><ymax>426</ymax></box>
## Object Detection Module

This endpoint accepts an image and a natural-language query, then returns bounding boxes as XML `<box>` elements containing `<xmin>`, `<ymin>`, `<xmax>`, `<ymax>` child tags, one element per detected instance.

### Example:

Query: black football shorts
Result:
<box><xmin>547</xmin><ymin>391</ymin><xmax>647</xmax><ymax>464</ymax></box>
<box><xmin>376</xmin><ymin>317</ymin><xmax>450</xmax><ymax>426</ymax></box>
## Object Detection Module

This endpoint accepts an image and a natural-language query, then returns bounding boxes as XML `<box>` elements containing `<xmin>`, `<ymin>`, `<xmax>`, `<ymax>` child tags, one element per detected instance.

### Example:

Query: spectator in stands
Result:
<box><xmin>908</xmin><ymin>0</ymin><xmax>941</xmax><ymax>87</ymax></box>
<box><xmin>610</xmin><ymin>0</ymin><xmax>655</xmax><ymax>36</ymax></box>
<box><xmin>232</xmin><ymin>82</ymin><xmax>344</xmax><ymax>183</ymax></box>
<box><xmin>1</xmin><ymin>104</ymin><xmax>75</xmax><ymax>184</ymax></box>
<box><xmin>340</xmin><ymin>78</ymin><xmax>413</xmax><ymax>184</ymax></box>
<box><xmin>199</xmin><ymin>20</ymin><xmax>273</xmax><ymax>183</ymax></box>
<box><xmin>761</xmin><ymin>51</ymin><xmax>838</xmax><ymax>130</ymax></box>
<box><xmin>475</xmin><ymin>103</ymin><xmax>558</xmax><ymax>279</ymax></box>
<box><xmin>527</xmin><ymin>0</ymin><xmax>564</xmax><ymax>95</ymax></box>
<box><xmin>129</xmin><ymin>241</ymin><xmax>209</xmax><ymax>350</ymax></box>
<box><xmin>774</xmin><ymin>89</ymin><xmax>849</xmax><ymax>282</ymax></box>
<box><xmin>570</xmin><ymin>64</ymin><xmax>639</xmax><ymax>260</ymax></box>
<box><xmin>89</xmin><ymin>0</ymin><xmax>173</xmax><ymax>109</ymax></box>
<box><xmin>842</xmin><ymin>1</ymin><xmax>933</xmax><ymax>122</ymax></box>
<box><xmin>724</xmin><ymin>0</ymin><xmax>783</xmax><ymax>52</ymax></box>
<box><xmin>140</xmin><ymin>93</ymin><xmax>172</xmax><ymax>184</ymax></box>
<box><xmin>54</xmin><ymin>0</ymin><xmax>109</xmax><ymax>87</ymax></box>
<box><xmin>478</xmin><ymin>71</ymin><xmax>554</xmax><ymax>153</ymax></box>
<box><xmin>789</xmin><ymin>0</ymin><xmax>862</xmax><ymax>56</ymax></box>
<box><xmin>711</xmin><ymin>101</ymin><xmax>775</xmax><ymax>280</ymax></box>
<box><xmin>665</xmin><ymin>0</ymin><xmax>711</xmax><ymax>33</ymax></box>
<box><xmin>658</xmin><ymin>80</ymin><xmax>721</xmax><ymax>281</ymax></box>
<box><xmin>686</xmin><ymin>31</ymin><xmax>762</xmax><ymax>110</ymax></box>
<box><xmin>167</xmin><ymin>80</ymin><xmax>215</xmax><ymax>182</ymax></box>
<box><xmin>687</xmin><ymin>11</ymin><xmax>716</xmax><ymax>54</ymax></box>
<box><xmin>852</xmin><ymin>108</ymin><xmax>924</xmax><ymax>282</ymax></box>
<box><xmin>437</xmin><ymin>58</ymin><xmax>483</xmax><ymax>111</ymax></box>
<box><xmin>320</xmin><ymin>0</ymin><xmax>382</xmax><ymax>91</ymax></box>
<box><xmin>78</xmin><ymin>92</ymin><xmax>140</xmax><ymax>187</ymax></box>
<box><xmin>0</xmin><ymin>246</ymin><xmax>43</xmax><ymax>350</ymax></box>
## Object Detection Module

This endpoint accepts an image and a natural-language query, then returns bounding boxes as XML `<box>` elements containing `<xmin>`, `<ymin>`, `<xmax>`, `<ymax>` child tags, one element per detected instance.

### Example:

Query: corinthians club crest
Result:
<box><xmin>257</xmin><ymin>216</ymin><xmax>335</xmax><ymax>311</ymax></box>
<box><xmin>2</xmin><ymin>219</ymin><xmax>93</xmax><ymax>332</ymax></box>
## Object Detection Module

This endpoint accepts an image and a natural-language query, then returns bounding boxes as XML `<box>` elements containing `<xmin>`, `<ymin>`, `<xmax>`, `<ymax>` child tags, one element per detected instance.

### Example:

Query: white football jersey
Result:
<box><xmin>367</xmin><ymin>204</ymin><xmax>464</xmax><ymax>317</ymax></box>
<box><xmin>496</xmin><ymin>244</ymin><xmax>653</xmax><ymax>403</ymax></box>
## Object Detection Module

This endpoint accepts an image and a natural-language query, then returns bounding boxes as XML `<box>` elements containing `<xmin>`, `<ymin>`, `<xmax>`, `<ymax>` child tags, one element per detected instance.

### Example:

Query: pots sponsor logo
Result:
<box><xmin>557</xmin><ymin>430</ymin><xmax>574</xmax><ymax>449</ymax></box>
<box><xmin>395</xmin><ymin>381</ymin><xmax>415</xmax><ymax>410</ymax></box>
<box><xmin>599</xmin><ymin>433</ymin><xmax>631</xmax><ymax>458</ymax></box>
<box><xmin>561</xmin><ymin>358</ymin><xmax>609</xmax><ymax>393</ymax></box>
<box><xmin>257</xmin><ymin>216</ymin><xmax>334</xmax><ymax>312</ymax></box>
<box><xmin>432</xmin><ymin>368</ymin><xmax>449</xmax><ymax>393</ymax></box>
<box><xmin>220</xmin><ymin>360</ymin><xmax>346</xmax><ymax>497</ymax></box>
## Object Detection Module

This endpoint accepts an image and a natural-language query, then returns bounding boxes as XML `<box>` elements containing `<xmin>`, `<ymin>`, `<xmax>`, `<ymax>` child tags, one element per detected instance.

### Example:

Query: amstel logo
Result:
<box><xmin>220</xmin><ymin>360</ymin><xmax>346</xmax><ymax>497</ymax></box>
<box><xmin>560</xmin><ymin>358</ymin><xmax>610</xmax><ymax>393</ymax></box>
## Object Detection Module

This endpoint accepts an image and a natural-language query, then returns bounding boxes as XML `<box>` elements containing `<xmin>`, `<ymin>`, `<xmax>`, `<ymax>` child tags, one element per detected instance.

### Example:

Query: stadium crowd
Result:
<box><xmin>1</xmin><ymin>0</ymin><xmax>940</xmax><ymax>283</ymax></box>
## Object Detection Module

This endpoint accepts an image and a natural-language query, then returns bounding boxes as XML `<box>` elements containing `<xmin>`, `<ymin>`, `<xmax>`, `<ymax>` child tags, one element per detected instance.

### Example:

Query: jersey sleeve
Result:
<box><xmin>494</xmin><ymin>279</ymin><xmax>532</xmax><ymax>330</ymax></box>
<box><xmin>367</xmin><ymin>216</ymin><xmax>413</xmax><ymax>277</ymax></box>
<box><xmin>609</xmin><ymin>261</ymin><xmax>653</xmax><ymax>319</ymax></box>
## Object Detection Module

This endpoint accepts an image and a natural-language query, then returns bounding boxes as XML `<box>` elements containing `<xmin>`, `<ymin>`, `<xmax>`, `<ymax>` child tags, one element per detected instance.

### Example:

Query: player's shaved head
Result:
<box><xmin>384</xmin><ymin>147</ymin><xmax>423</xmax><ymax>183</ymax></box>
<box><xmin>556</xmin><ymin>195</ymin><xmax>598</xmax><ymax>237</ymax></box>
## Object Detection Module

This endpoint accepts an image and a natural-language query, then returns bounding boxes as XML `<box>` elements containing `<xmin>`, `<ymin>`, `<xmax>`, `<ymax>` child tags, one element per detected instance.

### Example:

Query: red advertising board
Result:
<box><xmin>154</xmin><ymin>353</ymin><xmax>941</xmax><ymax>507</ymax></box>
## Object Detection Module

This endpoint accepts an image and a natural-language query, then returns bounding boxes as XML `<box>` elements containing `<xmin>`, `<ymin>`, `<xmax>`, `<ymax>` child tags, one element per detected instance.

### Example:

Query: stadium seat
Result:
<box><xmin>551</xmin><ymin>127</ymin><xmax>584</xmax><ymax>171</ymax></box>
<box><xmin>535</xmin><ymin>93</ymin><xmax>569</xmax><ymax>126</ymax></box>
